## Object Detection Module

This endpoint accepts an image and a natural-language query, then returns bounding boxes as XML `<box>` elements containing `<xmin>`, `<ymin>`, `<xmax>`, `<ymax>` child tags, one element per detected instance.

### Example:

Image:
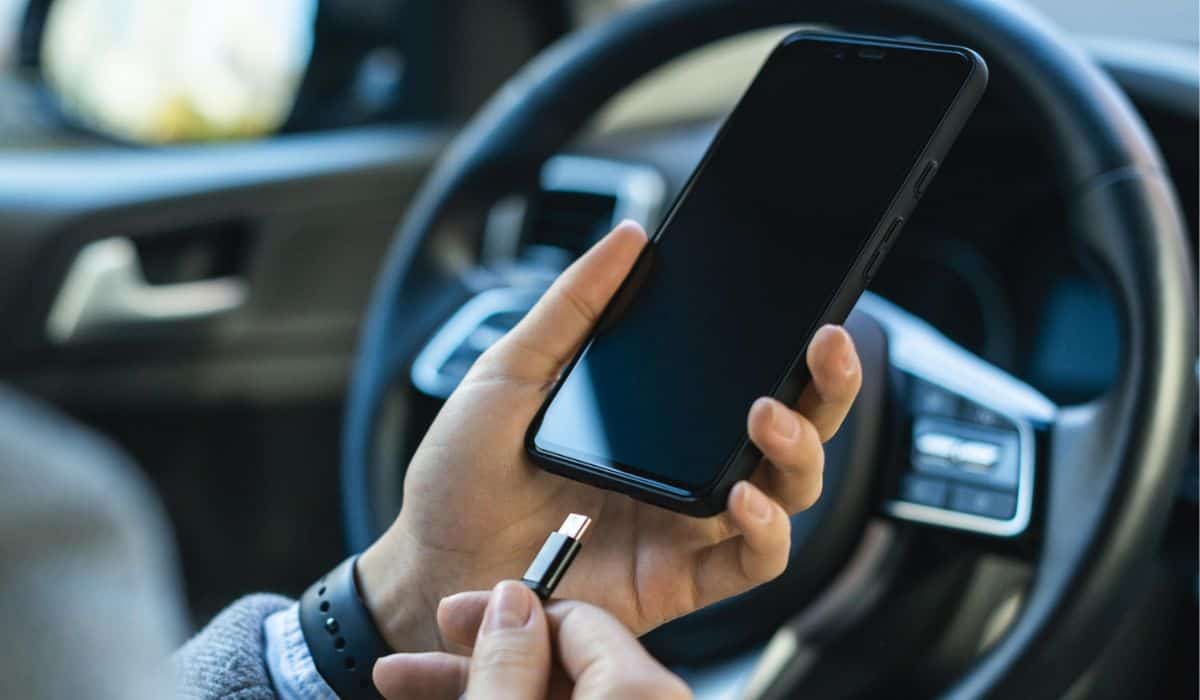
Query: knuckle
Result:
<box><xmin>476</xmin><ymin>636</ymin><xmax>534</xmax><ymax>671</ymax></box>
<box><xmin>766</xmin><ymin>527</ymin><xmax>792</xmax><ymax>578</ymax></box>
<box><xmin>779</xmin><ymin>438</ymin><xmax>824</xmax><ymax>512</ymax></box>
<box><xmin>775</xmin><ymin>420</ymin><xmax>821</xmax><ymax>472</ymax></box>
<box><xmin>809</xmin><ymin>440</ymin><xmax>826</xmax><ymax>475</ymax></box>
<box><xmin>742</xmin><ymin>522</ymin><xmax>790</xmax><ymax>584</ymax></box>
<box><xmin>794</xmin><ymin>473</ymin><xmax>824</xmax><ymax>511</ymax></box>
<box><xmin>801</xmin><ymin>420</ymin><xmax>826</xmax><ymax>464</ymax></box>
<box><xmin>762</xmin><ymin>550</ymin><xmax>790</xmax><ymax>582</ymax></box>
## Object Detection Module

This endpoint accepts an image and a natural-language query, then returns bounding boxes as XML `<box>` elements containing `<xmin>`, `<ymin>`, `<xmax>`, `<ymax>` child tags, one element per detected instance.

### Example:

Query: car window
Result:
<box><xmin>570</xmin><ymin>0</ymin><xmax>1199</xmax><ymax>44</ymax></box>
<box><xmin>572</xmin><ymin>0</ymin><xmax>1198</xmax><ymax>135</ymax></box>
<box><xmin>1029</xmin><ymin>0</ymin><xmax>1198</xmax><ymax>45</ymax></box>
<box><xmin>42</xmin><ymin>0</ymin><xmax>317</xmax><ymax>145</ymax></box>
<box><xmin>3</xmin><ymin>0</ymin><xmax>1193</xmax><ymax>149</ymax></box>
<box><xmin>0</xmin><ymin>0</ymin><xmax>551</xmax><ymax>148</ymax></box>
<box><xmin>0</xmin><ymin>0</ymin><xmax>319</xmax><ymax>146</ymax></box>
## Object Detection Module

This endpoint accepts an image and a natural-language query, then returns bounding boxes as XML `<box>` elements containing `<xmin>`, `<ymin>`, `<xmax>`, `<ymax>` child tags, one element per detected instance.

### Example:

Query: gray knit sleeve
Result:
<box><xmin>174</xmin><ymin>593</ymin><xmax>295</xmax><ymax>700</ymax></box>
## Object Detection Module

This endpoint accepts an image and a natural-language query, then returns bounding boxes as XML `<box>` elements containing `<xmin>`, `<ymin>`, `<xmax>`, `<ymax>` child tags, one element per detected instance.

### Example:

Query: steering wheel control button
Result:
<box><xmin>949</xmin><ymin>485</ymin><xmax>1016</xmax><ymax>520</ymax></box>
<box><xmin>899</xmin><ymin>474</ymin><xmax>949</xmax><ymax>507</ymax></box>
<box><xmin>913</xmin><ymin>432</ymin><xmax>958</xmax><ymax>463</ymax></box>
<box><xmin>914</xmin><ymin>432</ymin><xmax>1000</xmax><ymax>471</ymax></box>
<box><xmin>913</xmin><ymin>159</ymin><xmax>939</xmax><ymax>199</ymax></box>
<box><xmin>909</xmin><ymin>379</ymin><xmax>959</xmax><ymax>417</ymax></box>
<box><xmin>911</xmin><ymin>417</ymin><xmax>1020</xmax><ymax>489</ymax></box>
<box><xmin>411</xmin><ymin>288</ymin><xmax>542</xmax><ymax>399</ymax></box>
<box><xmin>955</xmin><ymin>441</ymin><xmax>1001</xmax><ymax>469</ymax></box>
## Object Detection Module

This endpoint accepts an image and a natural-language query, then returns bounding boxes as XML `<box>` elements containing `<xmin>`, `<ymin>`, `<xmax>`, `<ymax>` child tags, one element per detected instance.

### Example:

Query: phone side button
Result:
<box><xmin>914</xmin><ymin>160</ymin><xmax>939</xmax><ymax>199</ymax></box>
<box><xmin>882</xmin><ymin>216</ymin><xmax>904</xmax><ymax>244</ymax></box>
<box><xmin>863</xmin><ymin>251</ymin><xmax>881</xmax><ymax>282</ymax></box>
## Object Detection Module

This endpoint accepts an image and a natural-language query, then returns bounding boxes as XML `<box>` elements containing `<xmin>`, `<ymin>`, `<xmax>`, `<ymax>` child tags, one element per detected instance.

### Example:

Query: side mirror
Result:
<box><xmin>40</xmin><ymin>0</ymin><xmax>316</xmax><ymax>144</ymax></box>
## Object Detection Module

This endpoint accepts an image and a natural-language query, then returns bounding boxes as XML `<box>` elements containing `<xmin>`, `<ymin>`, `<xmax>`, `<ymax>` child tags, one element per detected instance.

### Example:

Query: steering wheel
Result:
<box><xmin>341</xmin><ymin>0</ymin><xmax>1196</xmax><ymax>697</ymax></box>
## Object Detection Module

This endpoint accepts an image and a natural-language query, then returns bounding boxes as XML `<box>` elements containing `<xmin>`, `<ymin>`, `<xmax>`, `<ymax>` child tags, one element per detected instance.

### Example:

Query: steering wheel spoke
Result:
<box><xmin>858</xmin><ymin>293</ymin><xmax>1057</xmax><ymax>540</ymax></box>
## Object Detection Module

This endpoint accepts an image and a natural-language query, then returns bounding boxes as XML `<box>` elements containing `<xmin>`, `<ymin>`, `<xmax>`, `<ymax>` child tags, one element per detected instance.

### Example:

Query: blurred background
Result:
<box><xmin>0</xmin><ymin>4</ymin><xmax>1195</xmax><ymax>699</ymax></box>
<box><xmin>0</xmin><ymin>0</ymin><xmax>1195</xmax><ymax>149</ymax></box>
<box><xmin>0</xmin><ymin>0</ymin><xmax>1194</xmax><ymax>676</ymax></box>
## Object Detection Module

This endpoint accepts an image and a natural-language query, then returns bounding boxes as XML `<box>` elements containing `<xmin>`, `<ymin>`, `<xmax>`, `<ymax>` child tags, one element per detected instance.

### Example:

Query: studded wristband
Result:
<box><xmin>299</xmin><ymin>555</ymin><xmax>391</xmax><ymax>699</ymax></box>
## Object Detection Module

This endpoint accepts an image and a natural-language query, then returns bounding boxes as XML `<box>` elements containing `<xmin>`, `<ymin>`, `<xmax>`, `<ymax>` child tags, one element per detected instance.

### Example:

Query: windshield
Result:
<box><xmin>1028</xmin><ymin>0</ymin><xmax>1198</xmax><ymax>44</ymax></box>
<box><xmin>572</xmin><ymin>0</ymin><xmax>1199</xmax><ymax>44</ymax></box>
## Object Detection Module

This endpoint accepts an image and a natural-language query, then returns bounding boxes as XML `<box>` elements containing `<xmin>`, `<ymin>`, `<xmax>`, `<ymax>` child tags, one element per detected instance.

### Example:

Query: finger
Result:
<box><xmin>746</xmin><ymin>397</ymin><xmax>825</xmax><ymax>512</ymax></box>
<box><xmin>794</xmin><ymin>325</ymin><xmax>862</xmax><ymax>442</ymax></box>
<box><xmin>465</xmin><ymin>581</ymin><xmax>551</xmax><ymax>700</ymax></box>
<box><xmin>694</xmin><ymin>481</ymin><xmax>791</xmax><ymax>603</ymax></box>
<box><xmin>484</xmin><ymin>220</ymin><xmax>648</xmax><ymax>380</ymax></box>
<box><xmin>438</xmin><ymin>590</ymin><xmax>492</xmax><ymax>651</ymax></box>
<box><xmin>440</xmin><ymin>596</ymin><xmax>691</xmax><ymax>698</ymax></box>
<box><xmin>373</xmin><ymin>652</ymin><xmax>468</xmax><ymax>700</ymax></box>
<box><xmin>548</xmin><ymin>601</ymin><xmax>692</xmax><ymax>700</ymax></box>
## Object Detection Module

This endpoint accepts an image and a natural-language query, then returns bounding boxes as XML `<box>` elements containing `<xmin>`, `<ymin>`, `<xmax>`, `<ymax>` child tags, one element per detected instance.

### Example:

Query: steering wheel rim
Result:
<box><xmin>342</xmin><ymin>1</ymin><xmax>1196</xmax><ymax>697</ymax></box>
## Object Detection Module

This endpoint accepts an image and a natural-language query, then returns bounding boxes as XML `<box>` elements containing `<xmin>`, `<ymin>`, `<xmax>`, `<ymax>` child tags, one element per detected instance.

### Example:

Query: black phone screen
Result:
<box><xmin>534</xmin><ymin>37</ymin><xmax>973</xmax><ymax>491</ymax></box>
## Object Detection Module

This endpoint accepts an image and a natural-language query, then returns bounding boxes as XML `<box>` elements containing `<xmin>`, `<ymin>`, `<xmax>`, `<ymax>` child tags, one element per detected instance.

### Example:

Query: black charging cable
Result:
<box><xmin>521</xmin><ymin>513</ymin><xmax>592</xmax><ymax>600</ymax></box>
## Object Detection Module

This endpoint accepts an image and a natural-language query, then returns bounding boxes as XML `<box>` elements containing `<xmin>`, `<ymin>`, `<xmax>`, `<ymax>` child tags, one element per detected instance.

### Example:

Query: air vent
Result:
<box><xmin>482</xmin><ymin>155</ymin><xmax>667</xmax><ymax>263</ymax></box>
<box><xmin>523</xmin><ymin>189</ymin><xmax>618</xmax><ymax>256</ymax></box>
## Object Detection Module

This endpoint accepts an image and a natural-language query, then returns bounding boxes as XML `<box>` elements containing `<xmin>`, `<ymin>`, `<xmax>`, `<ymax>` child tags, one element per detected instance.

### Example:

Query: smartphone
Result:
<box><xmin>526</xmin><ymin>32</ymin><xmax>988</xmax><ymax>516</ymax></box>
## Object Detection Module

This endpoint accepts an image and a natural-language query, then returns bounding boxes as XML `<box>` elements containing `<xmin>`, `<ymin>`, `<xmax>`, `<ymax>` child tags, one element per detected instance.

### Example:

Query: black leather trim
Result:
<box><xmin>945</xmin><ymin>168</ymin><xmax>1196</xmax><ymax>699</ymax></box>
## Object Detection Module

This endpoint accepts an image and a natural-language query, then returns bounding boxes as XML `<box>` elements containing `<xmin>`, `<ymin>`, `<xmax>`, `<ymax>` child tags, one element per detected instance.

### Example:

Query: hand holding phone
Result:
<box><xmin>528</xmin><ymin>33</ymin><xmax>987</xmax><ymax>514</ymax></box>
<box><xmin>357</xmin><ymin>220</ymin><xmax>862</xmax><ymax>652</ymax></box>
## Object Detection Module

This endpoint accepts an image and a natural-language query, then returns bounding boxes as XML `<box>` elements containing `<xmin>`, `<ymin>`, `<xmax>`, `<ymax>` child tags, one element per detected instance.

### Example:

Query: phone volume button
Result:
<box><xmin>883</xmin><ymin>217</ymin><xmax>904</xmax><ymax>244</ymax></box>
<box><xmin>914</xmin><ymin>160</ymin><xmax>939</xmax><ymax>199</ymax></box>
<box><xmin>863</xmin><ymin>251</ymin><xmax>881</xmax><ymax>282</ymax></box>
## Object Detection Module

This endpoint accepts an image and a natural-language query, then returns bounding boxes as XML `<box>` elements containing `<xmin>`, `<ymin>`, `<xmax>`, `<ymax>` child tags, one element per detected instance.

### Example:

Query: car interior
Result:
<box><xmin>0</xmin><ymin>0</ymin><xmax>1196</xmax><ymax>698</ymax></box>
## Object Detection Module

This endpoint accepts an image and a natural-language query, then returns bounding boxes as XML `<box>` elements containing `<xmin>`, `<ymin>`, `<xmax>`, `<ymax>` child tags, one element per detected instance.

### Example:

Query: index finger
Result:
<box><xmin>483</xmin><ymin>220</ymin><xmax>647</xmax><ymax>382</ymax></box>
<box><xmin>545</xmin><ymin>601</ymin><xmax>691</xmax><ymax>700</ymax></box>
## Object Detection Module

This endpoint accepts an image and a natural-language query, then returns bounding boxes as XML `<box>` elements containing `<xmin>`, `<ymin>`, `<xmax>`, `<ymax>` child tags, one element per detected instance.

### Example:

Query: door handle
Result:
<box><xmin>47</xmin><ymin>237</ymin><xmax>247</xmax><ymax>343</ymax></box>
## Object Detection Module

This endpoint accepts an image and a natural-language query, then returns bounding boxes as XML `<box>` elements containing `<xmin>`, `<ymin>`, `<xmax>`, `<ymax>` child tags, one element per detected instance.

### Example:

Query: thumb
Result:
<box><xmin>465</xmin><ymin>581</ymin><xmax>550</xmax><ymax>700</ymax></box>
<box><xmin>485</xmin><ymin>220</ymin><xmax>647</xmax><ymax>381</ymax></box>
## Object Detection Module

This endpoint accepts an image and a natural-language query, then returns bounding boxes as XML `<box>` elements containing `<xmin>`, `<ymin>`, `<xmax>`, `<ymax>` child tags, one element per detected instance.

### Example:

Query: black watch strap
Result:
<box><xmin>299</xmin><ymin>555</ymin><xmax>391</xmax><ymax>699</ymax></box>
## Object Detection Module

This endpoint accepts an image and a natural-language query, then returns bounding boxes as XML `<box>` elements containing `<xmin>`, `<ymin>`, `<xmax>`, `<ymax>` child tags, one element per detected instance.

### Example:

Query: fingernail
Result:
<box><xmin>436</xmin><ymin>592</ymin><xmax>465</xmax><ymax>616</ymax></box>
<box><xmin>770</xmin><ymin>402</ymin><xmax>799</xmax><ymax>440</ymax></box>
<box><xmin>483</xmin><ymin>581</ymin><xmax>532</xmax><ymax>632</ymax></box>
<box><xmin>743</xmin><ymin>484</ymin><xmax>772</xmax><ymax>522</ymax></box>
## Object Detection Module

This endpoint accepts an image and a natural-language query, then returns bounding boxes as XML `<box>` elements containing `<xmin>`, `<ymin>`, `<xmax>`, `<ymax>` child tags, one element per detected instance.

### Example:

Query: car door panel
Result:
<box><xmin>0</xmin><ymin>125</ymin><xmax>447</xmax><ymax>616</ymax></box>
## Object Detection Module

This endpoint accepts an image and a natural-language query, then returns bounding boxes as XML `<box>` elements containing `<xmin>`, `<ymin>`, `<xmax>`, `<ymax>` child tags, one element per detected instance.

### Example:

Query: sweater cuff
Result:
<box><xmin>264</xmin><ymin>603</ymin><xmax>338</xmax><ymax>700</ymax></box>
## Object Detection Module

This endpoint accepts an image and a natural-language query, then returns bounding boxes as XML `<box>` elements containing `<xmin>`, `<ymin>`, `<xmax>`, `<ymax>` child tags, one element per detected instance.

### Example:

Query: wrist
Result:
<box><xmin>356</xmin><ymin>531</ymin><xmax>446</xmax><ymax>653</ymax></box>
